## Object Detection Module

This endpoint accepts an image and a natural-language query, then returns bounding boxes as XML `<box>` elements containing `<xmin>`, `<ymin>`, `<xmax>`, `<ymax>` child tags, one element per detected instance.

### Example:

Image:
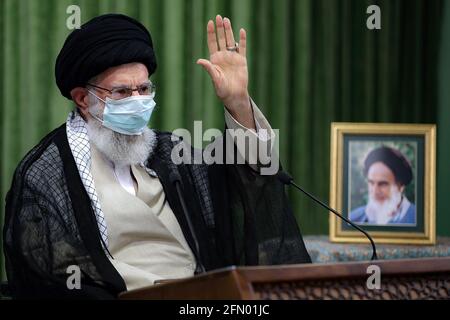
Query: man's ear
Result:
<box><xmin>398</xmin><ymin>184</ymin><xmax>405</xmax><ymax>193</ymax></box>
<box><xmin>70</xmin><ymin>87</ymin><xmax>90</xmax><ymax>118</ymax></box>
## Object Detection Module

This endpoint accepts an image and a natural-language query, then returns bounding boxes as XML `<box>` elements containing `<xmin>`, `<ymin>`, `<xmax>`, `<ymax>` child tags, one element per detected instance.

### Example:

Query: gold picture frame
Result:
<box><xmin>329</xmin><ymin>123</ymin><xmax>436</xmax><ymax>245</ymax></box>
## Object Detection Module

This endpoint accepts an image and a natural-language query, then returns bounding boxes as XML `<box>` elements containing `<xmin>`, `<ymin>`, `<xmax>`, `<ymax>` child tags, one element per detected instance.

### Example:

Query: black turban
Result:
<box><xmin>55</xmin><ymin>13</ymin><xmax>157</xmax><ymax>100</ymax></box>
<box><xmin>364</xmin><ymin>146</ymin><xmax>413</xmax><ymax>186</ymax></box>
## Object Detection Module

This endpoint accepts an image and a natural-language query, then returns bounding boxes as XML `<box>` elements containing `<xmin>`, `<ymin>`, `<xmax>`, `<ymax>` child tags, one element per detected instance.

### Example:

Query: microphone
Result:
<box><xmin>277</xmin><ymin>170</ymin><xmax>378</xmax><ymax>261</ymax></box>
<box><xmin>169</xmin><ymin>171</ymin><xmax>206</xmax><ymax>273</ymax></box>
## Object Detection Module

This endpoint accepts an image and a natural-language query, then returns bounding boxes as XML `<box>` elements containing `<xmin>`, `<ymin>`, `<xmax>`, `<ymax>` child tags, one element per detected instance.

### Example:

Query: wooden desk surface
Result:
<box><xmin>119</xmin><ymin>256</ymin><xmax>450</xmax><ymax>300</ymax></box>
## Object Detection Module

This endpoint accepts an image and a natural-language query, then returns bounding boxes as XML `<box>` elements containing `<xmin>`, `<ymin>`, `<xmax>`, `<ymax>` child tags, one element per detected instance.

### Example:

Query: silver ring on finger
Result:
<box><xmin>226</xmin><ymin>42</ymin><xmax>239</xmax><ymax>52</ymax></box>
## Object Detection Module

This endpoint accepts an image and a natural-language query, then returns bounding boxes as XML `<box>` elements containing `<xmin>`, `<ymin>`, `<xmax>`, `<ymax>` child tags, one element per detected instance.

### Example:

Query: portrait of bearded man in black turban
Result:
<box><xmin>349</xmin><ymin>146</ymin><xmax>416</xmax><ymax>226</ymax></box>
<box><xmin>3</xmin><ymin>13</ymin><xmax>311</xmax><ymax>299</ymax></box>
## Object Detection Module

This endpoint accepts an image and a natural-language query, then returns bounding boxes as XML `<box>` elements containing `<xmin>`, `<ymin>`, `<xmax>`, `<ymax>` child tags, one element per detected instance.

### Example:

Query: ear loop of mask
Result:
<box><xmin>87</xmin><ymin>89</ymin><xmax>106</xmax><ymax>123</ymax></box>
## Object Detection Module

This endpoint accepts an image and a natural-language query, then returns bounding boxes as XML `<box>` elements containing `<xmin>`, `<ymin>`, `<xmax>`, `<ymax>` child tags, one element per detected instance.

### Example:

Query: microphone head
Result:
<box><xmin>276</xmin><ymin>170</ymin><xmax>294</xmax><ymax>185</ymax></box>
<box><xmin>169</xmin><ymin>171</ymin><xmax>182</xmax><ymax>184</ymax></box>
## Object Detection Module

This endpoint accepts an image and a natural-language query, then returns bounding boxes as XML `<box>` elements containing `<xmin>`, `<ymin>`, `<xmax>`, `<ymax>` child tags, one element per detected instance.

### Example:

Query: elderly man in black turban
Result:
<box><xmin>350</xmin><ymin>146</ymin><xmax>416</xmax><ymax>225</ymax></box>
<box><xmin>3</xmin><ymin>14</ymin><xmax>311</xmax><ymax>299</ymax></box>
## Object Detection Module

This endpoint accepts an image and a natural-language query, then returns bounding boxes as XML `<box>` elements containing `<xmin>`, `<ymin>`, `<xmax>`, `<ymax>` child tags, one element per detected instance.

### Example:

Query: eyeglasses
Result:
<box><xmin>86</xmin><ymin>81</ymin><xmax>156</xmax><ymax>100</ymax></box>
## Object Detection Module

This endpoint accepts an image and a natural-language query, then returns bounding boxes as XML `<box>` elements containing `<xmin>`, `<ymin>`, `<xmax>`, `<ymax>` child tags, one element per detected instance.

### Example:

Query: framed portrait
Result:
<box><xmin>329</xmin><ymin>123</ymin><xmax>436</xmax><ymax>245</ymax></box>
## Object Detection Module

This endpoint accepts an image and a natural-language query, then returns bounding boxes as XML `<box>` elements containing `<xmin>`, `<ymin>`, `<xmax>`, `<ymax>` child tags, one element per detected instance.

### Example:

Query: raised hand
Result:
<box><xmin>197</xmin><ymin>15</ymin><xmax>255</xmax><ymax>129</ymax></box>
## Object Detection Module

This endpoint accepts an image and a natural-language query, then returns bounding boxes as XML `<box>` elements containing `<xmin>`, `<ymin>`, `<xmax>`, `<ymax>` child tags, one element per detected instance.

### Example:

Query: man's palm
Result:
<box><xmin>197</xmin><ymin>15</ymin><xmax>249</xmax><ymax>110</ymax></box>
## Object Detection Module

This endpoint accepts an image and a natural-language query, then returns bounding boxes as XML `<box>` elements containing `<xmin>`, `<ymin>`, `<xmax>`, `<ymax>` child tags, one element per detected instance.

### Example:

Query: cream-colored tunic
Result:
<box><xmin>89</xmin><ymin>102</ymin><xmax>275</xmax><ymax>291</ymax></box>
<box><xmin>90</xmin><ymin>145</ymin><xmax>196</xmax><ymax>291</ymax></box>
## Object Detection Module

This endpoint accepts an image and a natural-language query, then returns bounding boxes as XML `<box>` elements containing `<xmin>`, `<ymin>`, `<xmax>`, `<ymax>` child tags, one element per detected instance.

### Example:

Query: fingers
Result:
<box><xmin>197</xmin><ymin>59</ymin><xmax>219</xmax><ymax>82</ymax></box>
<box><xmin>206</xmin><ymin>20</ymin><xmax>218</xmax><ymax>55</ymax></box>
<box><xmin>223</xmin><ymin>17</ymin><xmax>236</xmax><ymax>49</ymax></box>
<box><xmin>205</xmin><ymin>15</ymin><xmax>246</xmax><ymax>56</ymax></box>
<box><xmin>239</xmin><ymin>28</ymin><xmax>246</xmax><ymax>57</ymax></box>
<box><xmin>216</xmin><ymin>15</ymin><xmax>227</xmax><ymax>51</ymax></box>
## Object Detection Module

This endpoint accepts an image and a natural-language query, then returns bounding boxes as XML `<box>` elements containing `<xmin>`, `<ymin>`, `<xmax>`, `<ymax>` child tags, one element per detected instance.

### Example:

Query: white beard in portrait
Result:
<box><xmin>365</xmin><ymin>185</ymin><xmax>403</xmax><ymax>225</ymax></box>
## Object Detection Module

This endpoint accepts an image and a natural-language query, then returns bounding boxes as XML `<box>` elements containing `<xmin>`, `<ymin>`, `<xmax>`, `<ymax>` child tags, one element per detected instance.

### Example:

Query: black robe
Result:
<box><xmin>3</xmin><ymin>124</ymin><xmax>311</xmax><ymax>299</ymax></box>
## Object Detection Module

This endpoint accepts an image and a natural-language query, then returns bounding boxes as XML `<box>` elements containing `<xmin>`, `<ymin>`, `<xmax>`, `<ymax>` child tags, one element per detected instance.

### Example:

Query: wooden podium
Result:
<box><xmin>119</xmin><ymin>257</ymin><xmax>450</xmax><ymax>300</ymax></box>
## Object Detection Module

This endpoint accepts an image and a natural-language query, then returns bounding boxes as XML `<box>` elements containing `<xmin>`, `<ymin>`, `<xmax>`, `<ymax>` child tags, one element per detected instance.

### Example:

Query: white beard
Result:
<box><xmin>86</xmin><ymin>97</ymin><xmax>157</xmax><ymax>167</ymax></box>
<box><xmin>365</xmin><ymin>186</ymin><xmax>403</xmax><ymax>225</ymax></box>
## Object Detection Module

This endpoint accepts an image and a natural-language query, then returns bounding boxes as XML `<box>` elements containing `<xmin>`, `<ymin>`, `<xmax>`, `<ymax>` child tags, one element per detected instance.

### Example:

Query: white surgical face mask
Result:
<box><xmin>88</xmin><ymin>90</ymin><xmax>156</xmax><ymax>135</ymax></box>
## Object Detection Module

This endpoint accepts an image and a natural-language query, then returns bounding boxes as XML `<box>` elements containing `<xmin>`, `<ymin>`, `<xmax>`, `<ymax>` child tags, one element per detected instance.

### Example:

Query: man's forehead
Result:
<box><xmin>109</xmin><ymin>78</ymin><xmax>150</xmax><ymax>87</ymax></box>
<box><xmin>368</xmin><ymin>161</ymin><xmax>396</xmax><ymax>181</ymax></box>
<box><xmin>97</xmin><ymin>63</ymin><xmax>149</xmax><ymax>85</ymax></box>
